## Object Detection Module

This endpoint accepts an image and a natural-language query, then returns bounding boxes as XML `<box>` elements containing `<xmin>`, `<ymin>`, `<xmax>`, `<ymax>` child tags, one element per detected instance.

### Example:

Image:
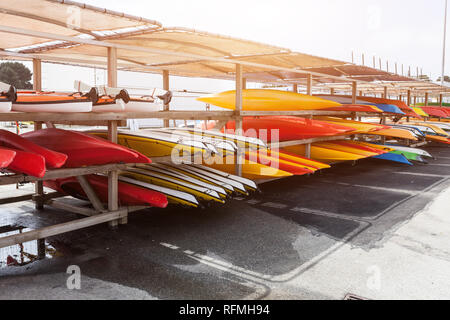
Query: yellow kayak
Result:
<box><xmin>197</xmin><ymin>89</ymin><xmax>341</xmax><ymax>111</ymax></box>
<box><xmin>351</xmin><ymin>141</ymin><xmax>396</xmax><ymax>153</ymax></box>
<box><xmin>122</xmin><ymin>168</ymin><xmax>225</xmax><ymax>204</ymax></box>
<box><xmin>404</xmin><ymin>122</ymin><xmax>449</xmax><ymax>136</ymax></box>
<box><xmin>269</xmin><ymin>150</ymin><xmax>331</xmax><ymax>170</ymax></box>
<box><xmin>283</xmin><ymin>145</ymin><xmax>367</xmax><ymax>164</ymax></box>
<box><xmin>204</xmin><ymin>158</ymin><xmax>293</xmax><ymax>180</ymax></box>
<box><xmin>366</xmin><ymin>128</ymin><xmax>418</xmax><ymax>141</ymax></box>
<box><xmin>412</xmin><ymin>107</ymin><xmax>429</xmax><ymax>117</ymax></box>
<box><xmin>314</xmin><ymin>117</ymin><xmax>383</xmax><ymax>133</ymax></box>
<box><xmin>88</xmin><ymin>130</ymin><xmax>209</xmax><ymax>158</ymax></box>
<box><xmin>314</xmin><ymin>142</ymin><xmax>379</xmax><ymax>157</ymax></box>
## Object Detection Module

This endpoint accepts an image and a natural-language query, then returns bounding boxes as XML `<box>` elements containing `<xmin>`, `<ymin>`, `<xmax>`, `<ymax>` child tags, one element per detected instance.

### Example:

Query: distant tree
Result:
<box><xmin>436</xmin><ymin>75</ymin><xmax>450</xmax><ymax>83</ymax></box>
<box><xmin>0</xmin><ymin>62</ymin><xmax>33</xmax><ymax>89</ymax></box>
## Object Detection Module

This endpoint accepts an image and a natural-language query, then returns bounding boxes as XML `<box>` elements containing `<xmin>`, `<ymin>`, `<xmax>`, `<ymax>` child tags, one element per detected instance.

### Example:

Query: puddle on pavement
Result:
<box><xmin>0</xmin><ymin>225</ymin><xmax>59</xmax><ymax>268</ymax></box>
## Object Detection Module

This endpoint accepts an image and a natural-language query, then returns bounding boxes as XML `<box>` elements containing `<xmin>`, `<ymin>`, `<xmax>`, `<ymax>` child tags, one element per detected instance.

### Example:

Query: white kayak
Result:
<box><xmin>0</xmin><ymin>101</ymin><xmax>12</xmax><ymax>112</ymax></box>
<box><xmin>12</xmin><ymin>100</ymin><xmax>93</xmax><ymax>113</ymax></box>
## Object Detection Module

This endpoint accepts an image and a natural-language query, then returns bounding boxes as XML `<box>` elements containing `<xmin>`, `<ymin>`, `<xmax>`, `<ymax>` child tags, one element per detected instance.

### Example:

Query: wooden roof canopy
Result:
<box><xmin>0</xmin><ymin>0</ymin><xmax>449</xmax><ymax>96</ymax></box>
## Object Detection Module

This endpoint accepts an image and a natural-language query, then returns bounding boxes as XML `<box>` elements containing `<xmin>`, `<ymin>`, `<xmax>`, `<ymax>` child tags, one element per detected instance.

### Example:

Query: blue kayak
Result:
<box><xmin>373</xmin><ymin>104</ymin><xmax>405</xmax><ymax>115</ymax></box>
<box><xmin>373</xmin><ymin>153</ymin><xmax>413</xmax><ymax>165</ymax></box>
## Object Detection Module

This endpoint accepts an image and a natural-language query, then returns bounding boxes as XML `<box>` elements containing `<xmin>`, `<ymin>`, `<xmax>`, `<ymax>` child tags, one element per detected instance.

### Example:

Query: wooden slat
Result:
<box><xmin>0</xmin><ymin>163</ymin><xmax>129</xmax><ymax>186</ymax></box>
<box><xmin>163</xmin><ymin>70</ymin><xmax>170</xmax><ymax>128</ymax></box>
<box><xmin>76</xmin><ymin>176</ymin><xmax>106</xmax><ymax>213</ymax></box>
<box><xmin>0</xmin><ymin>111</ymin><xmax>236</xmax><ymax>122</ymax></box>
<box><xmin>0</xmin><ymin>210</ymin><xmax>128</xmax><ymax>249</ymax></box>
<box><xmin>32</xmin><ymin>58</ymin><xmax>42</xmax><ymax>92</ymax></box>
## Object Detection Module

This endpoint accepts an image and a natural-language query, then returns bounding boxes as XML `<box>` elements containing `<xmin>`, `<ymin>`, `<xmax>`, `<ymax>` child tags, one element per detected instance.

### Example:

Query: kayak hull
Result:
<box><xmin>198</xmin><ymin>89</ymin><xmax>342</xmax><ymax>111</ymax></box>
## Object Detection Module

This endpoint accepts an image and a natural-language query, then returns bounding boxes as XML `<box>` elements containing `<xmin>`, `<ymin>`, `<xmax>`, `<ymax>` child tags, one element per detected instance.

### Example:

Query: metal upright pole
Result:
<box><xmin>442</xmin><ymin>0</ymin><xmax>448</xmax><ymax>86</ymax></box>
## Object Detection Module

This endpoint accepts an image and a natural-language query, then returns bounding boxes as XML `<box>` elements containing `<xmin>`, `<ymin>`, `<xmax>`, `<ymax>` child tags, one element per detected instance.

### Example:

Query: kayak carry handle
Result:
<box><xmin>83</xmin><ymin>87</ymin><xmax>99</xmax><ymax>104</ymax></box>
<box><xmin>5</xmin><ymin>85</ymin><xmax>17</xmax><ymax>102</ymax></box>
<box><xmin>116</xmin><ymin>89</ymin><xmax>131</xmax><ymax>104</ymax></box>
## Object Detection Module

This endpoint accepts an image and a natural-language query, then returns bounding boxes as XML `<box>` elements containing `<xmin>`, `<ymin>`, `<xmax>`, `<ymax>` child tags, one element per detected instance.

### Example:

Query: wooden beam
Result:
<box><xmin>107</xmin><ymin>47</ymin><xmax>118</xmax><ymax>88</ymax></box>
<box><xmin>32</xmin><ymin>58</ymin><xmax>42</xmax><ymax>91</ymax></box>
<box><xmin>242</xmin><ymin>78</ymin><xmax>247</xmax><ymax>90</ymax></box>
<box><xmin>107</xmin><ymin>120</ymin><xmax>121</xmax><ymax>226</ymax></box>
<box><xmin>0</xmin><ymin>210</ymin><xmax>128</xmax><ymax>249</ymax></box>
<box><xmin>163</xmin><ymin>70</ymin><xmax>170</xmax><ymax>127</ymax></box>
<box><xmin>440</xmin><ymin>94</ymin><xmax>443</xmax><ymax>107</ymax></box>
<box><xmin>352</xmin><ymin>81</ymin><xmax>357</xmax><ymax>104</ymax></box>
<box><xmin>76</xmin><ymin>176</ymin><xmax>106</xmax><ymax>213</ymax></box>
<box><xmin>34</xmin><ymin>121</ymin><xmax>44</xmax><ymax>210</ymax></box>
<box><xmin>330</xmin><ymin>88</ymin><xmax>335</xmax><ymax>95</ymax></box>
<box><xmin>306</xmin><ymin>74</ymin><xmax>313</xmax><ymax>96</ymax></box>
<box><xmin>383</xmin><ymin>87</ymin><xmax>388</xmax><ymax>99</ymax></box>
<box><xmin>235</xmin><ymin>64</ymin><xmax>243</xmax><ymax>177</ymax></box>
<box><xmin>293</xmin><ymin>83</ymin><xmax>298</xmax><ymax>93</ymax></box>
<box><xmin>424</xmin><ymin>92</ymin><xmax>429</xmax><ymax>106</ymax></box>
<box><xmin>407</xmin><ymin>90</ymin><xmax>411</xmax><ymax>106</ymax></box>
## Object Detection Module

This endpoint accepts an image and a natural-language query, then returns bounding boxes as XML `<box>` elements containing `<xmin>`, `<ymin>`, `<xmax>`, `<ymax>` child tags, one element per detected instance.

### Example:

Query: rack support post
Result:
<box><xmin>33</xmin><ymin>121</ymin><xmax>44</xmax><ymax>210</ymax></box>
<box><xmin>235</xmin><ymin>64</ymin><xmax>243</xmax><ymax>177</ymax></box>
<box><xmin>32</xmin><ymin>58</ymin><xmax>42</xmax><ymax>92</ymax></box>
<box><xmin>424</xmin><ymin>92</ymin><xmax>429</xmax><ymax>106</ymax></box>
<box><xmin>351</xmin><ymin>81</ymin><xmax>357</xmax><ymax>104</ymax></box>
<box><xmin>306</xmin><ymin>74</ymin><xmax>313</xmax><ymax>96</ymax></box>
<box><xmin>163</xmin><ymin>70</ymin><xmax>170</xmax><ymax>127</ymax></box>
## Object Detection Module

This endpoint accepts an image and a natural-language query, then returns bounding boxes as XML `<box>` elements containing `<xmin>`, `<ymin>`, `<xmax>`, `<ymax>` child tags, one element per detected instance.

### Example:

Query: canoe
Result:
<box><xmin>246</xmin><ymin>150</ymin><xmax>314</xmax><ymax>175</ymax></box>
<box><xmin>122</xmin><ymin>167</ymin><xmax>224</xmax><ymax>204</ymax></box>
<box><xmin>403</xmin><ymin>123</ymin><xmax>448</xmax><ymax>137</ymax></box>
<box><xmin>53</xmin><ymin>174</ymin><xmax>168</xmax><ymax>208</ymax></box>
<box><xmin>88</xmin><ymin>129</ymin><xmax>214</xmax><ymax>158</ymax></box>
<box><xmin>420</xmin><ymin>107</ymin><xmax>449</xmax><ymax>118</ymax></box>
<box><xmin>0</xmin><ymin>147</ymin><xmax>16</xmax><ymax>168</ymax></box>
<box><xmin>197</xmin><ymin>89</ymin><xmax>342</xmax><ymax>111</ymax></box>
<box><xmin>22</xmin><ymin>128</ymin><xmax>150</xmax><ymax>168</ymax></box>
<box><xmin>283</xmin><ymin>144</ymin><xmax>367</xmax><ymax>163</ymax></box>
<box><xmin>425</xmin><ymin>135</ymin><xmax>450</xmax><ymax>144</ymax></box>
<box><xmin>366</xmin><ymin>128</ymin><xmax>418</xmax><ymax>140</ymax></box>
<box><xmin>1</xmin><ymin>147</ymin><xmax>46</xmax><ymax>177</ymax></box>
<box><xmin>0</xmin><ymin>129</ymin><xmax>67</xmax><ymax>168</ymax></box>
<box><xmin>223</xmin><ymin>116</ymin><xmax>355</xmax><ymax>142</ymax></box>
<box><xmin>12</xmin><ymin>93</ymin><xmax>93</xmax><ymax>113</ymax></box>
<box><xmin>140</xmin><ymin>163</ymin><xmax>229</xmax><ymax>198</ymax></box>
<box><xmin>373</xmin><ymin>153</ymin><xmax>413</xmax><ymax>165</ymax></box>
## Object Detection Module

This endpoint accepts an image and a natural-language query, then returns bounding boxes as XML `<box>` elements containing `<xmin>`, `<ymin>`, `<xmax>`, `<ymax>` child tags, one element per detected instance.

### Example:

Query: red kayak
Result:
<box><xmin>0</xmin><ymin>129</ymin><xmax>67</xmax><ymax>168</ymax></box>
<box><xmin>421</xmin><ymin>106</ymin><xmax>449</xmax><ymax>118</ymax></box>
<box><xmin>0</xmin><ymin>147</ymin><xmax>16</xmax><ymax>168</ymax></box>
<box><xmin>22</xmin><ymin>129</ymin><xmax>151</xmax><ymax>168</ymax></box>
<box><xmin>223</xmin><ymin>116</ymin><xmax>355</xmax><ymax>142</ymax></box>
<box><xmin>2</xmin><ymin>147</ymin><xmax>46</xmax><ymax>177</ymax></box>
<box><xmin>46</xmin><ymin>175</ymin><xmax>168</xmax><ymax>208</ymax></box>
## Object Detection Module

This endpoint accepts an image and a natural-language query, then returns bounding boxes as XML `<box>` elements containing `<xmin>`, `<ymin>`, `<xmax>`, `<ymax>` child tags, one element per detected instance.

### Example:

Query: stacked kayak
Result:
<box><xmin>13</xmin><ymin>92</ymin><xmax>93</xmax><ymax>113</ymax></box>
<box><xmin>46</xmin><ymin>175</ymin><xmax>168</xmax><ymax>208</ymax></box>
<box><xmin>221</xmin><ymin>116</ymin><xmax>355</xmax><ymax>142</ymax></box>
<box><xmin>0</xmin><ymin>85</ymin><xmax>14</xmax><ymax>112</ymax></box>
<box><xmin>22</xmin><ymin>129</ymin><xmax>151</xmax><ymax>168</ymax></box>
<box><xmin>197</xmin><ymin>89</ymin><xmax>342</xmax><ymax>110</ymax></box>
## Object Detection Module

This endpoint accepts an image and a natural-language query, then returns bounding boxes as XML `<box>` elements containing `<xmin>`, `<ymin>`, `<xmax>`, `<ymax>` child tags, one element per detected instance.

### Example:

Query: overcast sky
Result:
<box><xmin>83</xmin><ymin>0</ymin><xmax>448</xmax><ymax>80</ymax></box>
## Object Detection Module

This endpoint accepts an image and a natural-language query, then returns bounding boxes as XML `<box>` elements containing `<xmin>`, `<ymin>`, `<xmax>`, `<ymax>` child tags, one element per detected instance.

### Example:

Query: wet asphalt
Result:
<box><xmin>0</xmin><ymin>144</ymin><xmax>449</xmax><ymax>299</ymax></box>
